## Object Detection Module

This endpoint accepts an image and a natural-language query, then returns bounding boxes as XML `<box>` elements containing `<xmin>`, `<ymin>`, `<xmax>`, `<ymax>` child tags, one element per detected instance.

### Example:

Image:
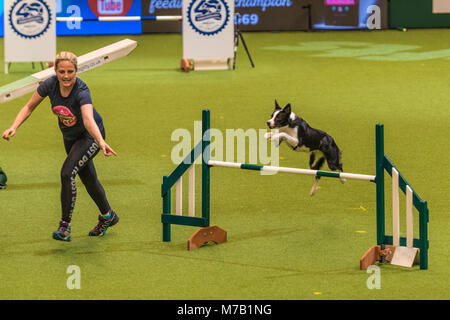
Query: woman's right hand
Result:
<box><xmin>98</xmin><ymin>140</ymin><xmax>117</xmax><ymax>157</ymax></box>
<box><xmin>2</xmin><ymin>128</ymin><xmax>16</xmax><ymax>141</ymax></box>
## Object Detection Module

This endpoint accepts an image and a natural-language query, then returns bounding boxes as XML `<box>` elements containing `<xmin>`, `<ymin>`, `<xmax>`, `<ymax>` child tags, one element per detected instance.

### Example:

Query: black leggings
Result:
<box><xmin>61</xmin><ymin>131</ymin><xmax>111</xmax><ymax>223</ymax></box>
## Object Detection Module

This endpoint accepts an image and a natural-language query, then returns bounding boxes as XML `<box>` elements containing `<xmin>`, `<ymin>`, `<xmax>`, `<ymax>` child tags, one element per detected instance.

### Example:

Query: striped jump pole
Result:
<box><xmin>56</xmin><ymin>16</ymin><xmax>182</xmax><ymax>22</ymax></box>
<box><xmin>207</xmin><ymin>160</ymin><xmax>376</xmax><ymax>182</ymax></box>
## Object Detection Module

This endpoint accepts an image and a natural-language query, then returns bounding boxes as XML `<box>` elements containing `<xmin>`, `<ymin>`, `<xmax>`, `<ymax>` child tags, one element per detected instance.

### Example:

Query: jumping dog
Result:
<box><xmin>266</xmin><ymin>100</ymin><xmax>345</xmax><ymax>195</ymax></box>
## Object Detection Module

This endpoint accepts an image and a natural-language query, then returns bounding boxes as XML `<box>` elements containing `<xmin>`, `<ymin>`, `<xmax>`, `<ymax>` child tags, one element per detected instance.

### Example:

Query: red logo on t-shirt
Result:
<box><xmin>52</xmin><ymin>105</ymin><xmax>77</xmax><ymax>127</ymax></box>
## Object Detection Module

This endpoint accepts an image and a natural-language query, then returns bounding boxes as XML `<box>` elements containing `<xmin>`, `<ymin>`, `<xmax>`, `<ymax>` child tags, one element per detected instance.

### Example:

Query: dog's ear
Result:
<box><xmin>275</xmin><ymin>99</ymin><xmax>281</xmax><ymax>110</ymax></box>
<box><xmin>283</xmin><ymin>103</ymin><xmax>291</xmax><ymax>114</ymax></box>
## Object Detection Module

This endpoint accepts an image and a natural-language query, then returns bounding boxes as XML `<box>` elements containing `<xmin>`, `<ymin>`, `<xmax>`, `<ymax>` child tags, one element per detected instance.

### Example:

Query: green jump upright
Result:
<box><xmin>375</xmin><ymin>124</ymin><xmax>429</xmax><ymax>270</ymax></box>
<box><xmin>161</xmin><ymin>110</ymin><xmax>211</xmax><ymax>242</ymax></box>
<box><xmin>376</xmin><ymin>124</ymin><xmax>386</xmax><ymax>247</ymax></box>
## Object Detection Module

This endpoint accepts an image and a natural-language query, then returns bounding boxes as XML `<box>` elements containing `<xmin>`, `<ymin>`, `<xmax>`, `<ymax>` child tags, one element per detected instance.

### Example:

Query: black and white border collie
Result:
<box><xmin>265</xmin><ymin>100</ymin><xmax>345</xmax><ymax>195</ymax></box>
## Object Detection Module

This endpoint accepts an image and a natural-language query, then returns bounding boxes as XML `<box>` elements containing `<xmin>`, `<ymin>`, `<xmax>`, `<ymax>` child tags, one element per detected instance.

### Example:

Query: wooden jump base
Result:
<box><xmin>161</xmin><ymin>110</ymin><xmax>429</xmax><ymax>269</ymax></box>
<box><xmin>188</xmin><ymin>225</ymin><xmax>227</xmax><ymax>251</ymax></box>
<box><xmin>360</xmin><ymin>245</ymin><xmax>396</xmax><ymax>270</ymax></box>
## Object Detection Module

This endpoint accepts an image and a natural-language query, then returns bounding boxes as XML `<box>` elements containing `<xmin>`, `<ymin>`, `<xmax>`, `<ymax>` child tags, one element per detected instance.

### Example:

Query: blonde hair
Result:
<box><xmin>54</xmin><ymin>51</ymin><xmax>78</xmax><ymax>71</ymax></box>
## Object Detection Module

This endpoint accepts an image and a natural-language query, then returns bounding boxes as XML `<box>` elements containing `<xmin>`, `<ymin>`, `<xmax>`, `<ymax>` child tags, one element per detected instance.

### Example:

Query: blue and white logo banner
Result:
<box><xmin>4</xmin><ymin>0</ymin><xmax>56</xmax><ymax>67</ymax></box>
<box><xmin>183</xmin><ymin>0</ymin><xmax>234</xmax><ymax>60</ymax></box>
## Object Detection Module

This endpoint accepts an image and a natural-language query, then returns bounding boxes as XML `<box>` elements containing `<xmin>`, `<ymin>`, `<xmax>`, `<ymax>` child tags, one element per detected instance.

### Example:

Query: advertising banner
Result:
<box><xmin>142</xmin><ymin>0</ymin><xmax>310</xmax><ymax>33</ymax></box>
<box><xmin>0</xmin><ymin>0</ymin><xmax>390</xmax><ymax>38</ymax></box>
<box><xmin>142</xmin><ymin>0</ymin><xmax>388</xmax><ymax>33</ymax></box>
<box><xmin>234</xmin><ymin>0</ymin><xmax>309</xmax><ymax>31</ymax></box>
<box><xmin>56</xmin><ymin>0</ymin><xmax>141</xmax><ymax>35</ymax></box>
<box><xmin>142</xmin><ymin>0</ymin><xmax>181</xmax><ymax>32</ymax></box>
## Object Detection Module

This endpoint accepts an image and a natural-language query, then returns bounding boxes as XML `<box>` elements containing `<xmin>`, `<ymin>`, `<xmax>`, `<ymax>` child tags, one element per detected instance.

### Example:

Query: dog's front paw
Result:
<box><xmin>268</xmin><ymin>133</ymin><xmax>281</xmax><ymax>146</ymax></box>
<box><xmin>271</xmin><ymin>137</ymin><xmax>281</xmax><ymax>147</ymax></box>
<box><xmin>270</xmin><ymin>133</ymin><xmax>280</xmax><ymax>141</ymax></box>
<box><xmin>264</xmin><ymin>132</ymin><xmax>272</xmax><ymax>140</ymax></box>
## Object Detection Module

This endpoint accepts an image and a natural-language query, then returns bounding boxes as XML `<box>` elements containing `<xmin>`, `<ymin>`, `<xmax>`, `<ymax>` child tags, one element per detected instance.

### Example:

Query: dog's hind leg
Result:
<box><xmin>309</xmin><ymin>152</ymin><xmax>316</xmax><ymax>168</ymax></box>
<box><xmin>333</xmin><ymin>161</ymin><xmax>346</xmax><ymax>184</ymax></box>
<box><xmin>310</xmin><ymin>177</ymin><xmax>320</xmax><ymax>196</ymax></box>
<box><xmin>309</xmin><ymin>152</ymin><xmax>325</xmax><ymax>196</ymax></box>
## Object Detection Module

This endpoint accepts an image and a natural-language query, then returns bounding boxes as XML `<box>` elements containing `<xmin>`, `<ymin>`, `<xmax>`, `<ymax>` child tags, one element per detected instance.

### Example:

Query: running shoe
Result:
<box><xmin>52</xmin><ymin>221</ymin><xmax>71</xmax><ymax>242</ymax></box>
<box><xmin>88</xmin><ymin>210</ymin><xmax>119</xmax><ymax>236</ymax></box>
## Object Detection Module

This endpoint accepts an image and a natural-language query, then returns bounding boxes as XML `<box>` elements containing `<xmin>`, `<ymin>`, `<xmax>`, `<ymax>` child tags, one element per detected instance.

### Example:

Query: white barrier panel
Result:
<box><xmin>176</xmin><ymin>177</ymin><xmax>182</xmax><ymax>216</ymax></box>
<box><xmin>406</xmin><ymin>185</ymin><xmax>414</xmax><ymax>248</ymax></box>
<box><xmin>390</xmin><ymin>168</ymin><xmax>419</xmax><ymax>268</ymax></box>
<box><xmin>183</xmin><ymin>0</ymin><xmax>234</xmax><ymax>70</ymax></box>
<box><xmin>188</xmin><ymin>165</ymin><xmax>195</xmax><ymax>217</ymax></box>
<box><xmin>0</xmin><ymin>39</ymin><xmax>138</xmax><ymax>104</ymax></box>
<box><xmin>4</xmin><ymin>0</ymin><xmax>56</xmax><ymax>74</ymax></box>
<box><xmin>433</xmin><ymin>0</ymin><xmax>450</xmax><ymax>13</ymax></box>
<box><xmin>392</xmin><ymin>168</ymin><xmax>400</xmax><ymax>247</ymax></box>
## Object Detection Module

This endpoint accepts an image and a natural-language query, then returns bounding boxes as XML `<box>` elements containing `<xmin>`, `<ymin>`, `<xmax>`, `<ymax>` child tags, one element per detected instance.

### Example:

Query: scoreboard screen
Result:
<box><xmin>323</xmin><ymin>0</ymin><xmax>360</xmax><ymax>27</ymax></box>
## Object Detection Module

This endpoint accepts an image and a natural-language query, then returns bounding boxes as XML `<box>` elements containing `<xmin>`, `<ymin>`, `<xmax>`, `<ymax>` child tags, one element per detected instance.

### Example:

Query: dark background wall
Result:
<box><xmin>389</xmin><ymin>0</ymin><xmax>450</xmax><ymax>28</ymax></box>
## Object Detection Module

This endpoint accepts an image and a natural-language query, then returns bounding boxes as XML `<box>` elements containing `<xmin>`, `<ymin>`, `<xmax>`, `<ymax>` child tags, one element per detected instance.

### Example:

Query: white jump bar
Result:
<box><xmin>207</xmin><ymin>160</ymin><xmax>376</xmax><ymax>182</ymax></box>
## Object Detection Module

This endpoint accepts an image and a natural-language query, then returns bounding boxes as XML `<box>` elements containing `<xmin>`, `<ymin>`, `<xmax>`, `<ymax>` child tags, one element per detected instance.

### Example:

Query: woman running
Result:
<box><xmin>2</xmin><ymin>51</ymin><xmax>119</xmax><ymax>242</ymax></box>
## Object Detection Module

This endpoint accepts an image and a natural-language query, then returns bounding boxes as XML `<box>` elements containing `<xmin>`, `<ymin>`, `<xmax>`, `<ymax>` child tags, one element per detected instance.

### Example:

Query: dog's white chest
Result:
<box><xmin>279</xmin><ymin>127</ymin><xmax>303</xmax><ymax>150</ymax></box>
<box><xmin>282</xmin><ymin>127</ymin><xmax>297</xmax><ymax>139</ymax></box>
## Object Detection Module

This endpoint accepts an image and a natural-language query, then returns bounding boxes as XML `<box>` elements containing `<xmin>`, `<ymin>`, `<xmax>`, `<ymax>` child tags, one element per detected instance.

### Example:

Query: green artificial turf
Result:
<box><xmin>0</xmin><ymin>29</ymin><xmax>449</xmax><ymax>300</ymax></box>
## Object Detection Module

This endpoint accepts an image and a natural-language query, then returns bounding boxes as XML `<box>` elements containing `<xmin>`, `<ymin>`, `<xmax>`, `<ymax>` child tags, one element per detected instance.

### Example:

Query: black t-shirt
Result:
<box><xmin>37</xmin><ymin>76</ymin><xmax>104</xmax><ymax>141</ymax></box>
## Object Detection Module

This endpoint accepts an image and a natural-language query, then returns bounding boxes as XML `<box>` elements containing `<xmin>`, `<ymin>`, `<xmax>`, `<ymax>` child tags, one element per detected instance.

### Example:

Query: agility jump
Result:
<box><xmin>161</xmin><ymin>110</ymin><xmax>429</xmax><ymax>270</ymax></box>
